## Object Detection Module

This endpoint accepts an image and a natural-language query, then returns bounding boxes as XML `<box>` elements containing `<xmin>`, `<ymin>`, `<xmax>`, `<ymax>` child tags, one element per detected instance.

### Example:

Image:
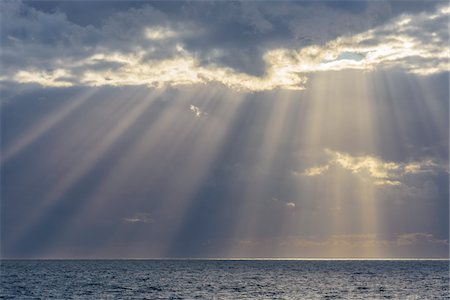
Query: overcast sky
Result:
<box><xmin>1</xmin><ymin>0</ymin><xmax>449</xmax><ymax>258</ymax></box>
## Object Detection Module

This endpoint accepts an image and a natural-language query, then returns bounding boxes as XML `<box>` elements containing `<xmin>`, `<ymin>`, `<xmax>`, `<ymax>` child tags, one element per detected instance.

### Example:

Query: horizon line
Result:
<box><xmin>1</xmin><ymin>257</ymin><xmax>449</xmax><ymax>261</ymax></box>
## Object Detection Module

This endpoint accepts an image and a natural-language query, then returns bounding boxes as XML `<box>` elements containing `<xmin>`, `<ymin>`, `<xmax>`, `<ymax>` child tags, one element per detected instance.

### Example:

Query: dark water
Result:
<box><xmin>1</xmin><ymin>260</ymin><xmax>448</xmax><ymax>299</ymax></box>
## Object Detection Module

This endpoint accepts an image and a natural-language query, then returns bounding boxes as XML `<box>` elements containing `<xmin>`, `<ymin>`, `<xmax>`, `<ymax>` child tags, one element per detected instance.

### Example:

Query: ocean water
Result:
<box><xmin>1</xmin><ymin>260</ymin><xmax>448</xmax><ymax>299</ymax></box>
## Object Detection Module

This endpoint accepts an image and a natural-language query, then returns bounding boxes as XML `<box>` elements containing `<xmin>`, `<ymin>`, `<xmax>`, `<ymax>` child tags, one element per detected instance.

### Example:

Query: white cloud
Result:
<box><xmin>300</xmin><ymin>149</ymin><xmax>445</xmax><ymax>186</ymax></box>
<box><xmin>144</xmin><ymin>26</ymin><xmax>177</xmax><ymax>40</ymax></box>
<box><xmin>327</xmin><ymin>149</ymin><xmax>402</xmax><ymax>185</ymax></box>
<box><xmin>13</xmin><ymin>69</ymin><xmax>74</xmax><ymax>87</ymax></box>
<box><xmin>264</xmin><ymin>4</ymin><xmax>449</xmax><ymax>77</ymax></box>
<box><xmin>301</xmin><ymin>165</ymin><xmax>329</xmax><ymax>176</ymax></box>
<box><xmin>72</xmin><ymin>44</ymin><xmax>310</xmax><ymax>91</ymax></box>
<box><xmin>2</xmin><ymin>2</ymin><xmax>448</xmax><ymax>91</ymax></box>
<box><xmin>286</xmin><ymin>202</ymin><xmax>296</xmax><ymax>208</ymax></box>
<box><xmin>189</xmin><ymin>105</ymin><xmax>204</xmax><ymax>117</ymax></box>
<box><xmin>122</xmin><ymin>213</ymin><xmax>154</xmax><ymax>224</ymax></box>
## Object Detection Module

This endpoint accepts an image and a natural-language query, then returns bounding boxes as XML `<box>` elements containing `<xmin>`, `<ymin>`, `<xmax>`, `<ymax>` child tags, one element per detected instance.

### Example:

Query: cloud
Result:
<box><xmin>240</xmin><ymin>3</ymin><xmax>274</xmax><ymax>33</ymax></box>
<box><xmin>2</xmin><ymin>2</ymin><xmax>448</xmax><ymax>91</ymax></box>
<box><xmin>189</xmin><ymin>105</ymin><xmax>205</xmax><ymax>117</ymax></box>
<box><xmin>300</xmin><ymin>149</ymin><xmax>446</xmax><ymax>186</ymax></box>
<box><xmin>328</xmin><ymin>149</ymin><xmax>403</xmax><ymax>185</ymax></box>
<box><xmin>285</xmin><ymin>233</ymin><xmax>449</xmax><ymax>251</ymax></box>
<box><xmin>301</xmin><ymin>165</ymin><xmax>329</xmax><ymax>176</ymax></box>
<box><xmin>264</xmin><ymin>4</ymin><xmax>449</xmax><ymax>76</ymax></box>
<box><xmin>122</xmin><ymin>213</ymin><xmax>154</xmax><ymax>224</ymax></box>
<box><xmin>236</xmin><ymin>233</ymin><xmax>449</xmax><ymax>258</ymax></box>
<box><xmin>396</xmin><ymin>232</ymin><xmax>448</xmax><ymax>246</ymax></box>
<box><xmin>13</xmin><ymin>69</ymin><xmax>74</xmax><ymax>87</ymax></box>
<box><xmin>144</xmin><ymin>26</ymin><xmax>177</xmax><ymax>40</ymax></box>
<box><xmin>285</xmin><ymin>202</ymin><xmax>296</xmax><ymax>208</ymax></box>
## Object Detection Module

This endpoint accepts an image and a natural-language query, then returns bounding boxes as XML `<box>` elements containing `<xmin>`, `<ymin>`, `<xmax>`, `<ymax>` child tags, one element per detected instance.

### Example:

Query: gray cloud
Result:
<box><xmin>235</xmin><ymin>232</ymin><xmax>449</xmax><ymax>258</ymax></box>
<box><xmin>123</xmin><ymin>213</ymin><xmax>154</xmax><ymax>224</ymax></box>
<box><xmin>2</xmin><ymin>2</ymin><xmax>448</xmax><ymax>91</ymax></box>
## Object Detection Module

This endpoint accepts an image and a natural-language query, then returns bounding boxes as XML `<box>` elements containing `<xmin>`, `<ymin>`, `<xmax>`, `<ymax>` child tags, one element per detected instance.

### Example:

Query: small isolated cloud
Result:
<box><xmin>285</xmin><ymin>202</ymin><xmax>296</xmax><ymax>208</ymax></box>
<box><xmin>189</xmin><ymin>105</ymin><xmax>205</xmax><ymax>117</ymax></box>
<box><xmin>327</xmin><ymin>149</ymin><xmax>402</xmax><ymax>186</ymax></box>
<box><xmin>301</xmin><ymin>165</ymin><xmax>329</xmax><ymax>176</ymax></box>
<box><xmin>299</xmin><ymin>149</ymin><xmax>445</xmax><ymax>186</ymax></box>
<box><xmin>122</xmin><ymin>213</ymin><xmax>154</xmax><ymax>224</ymax></box>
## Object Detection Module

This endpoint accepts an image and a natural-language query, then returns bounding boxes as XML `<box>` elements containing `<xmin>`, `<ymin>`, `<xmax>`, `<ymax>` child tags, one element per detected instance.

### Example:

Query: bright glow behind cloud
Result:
<box><xmin>4</xmin><ymin>3</ymin><xmax>449</xmax><ymax>91</ymax></box>
<box><xmin>144</xmin><ymin>26</ymin><xmax>177</xmax><ymax>40</ymax></box>
<box><xmin>13</xmin><ymin>69</ymin><xmax>73</xmax><ymax>87</ymax></box>
<box><xmin>300</xmin><ymin>149</ymin><xmax>446</xmax><ymax>186</ymax></box>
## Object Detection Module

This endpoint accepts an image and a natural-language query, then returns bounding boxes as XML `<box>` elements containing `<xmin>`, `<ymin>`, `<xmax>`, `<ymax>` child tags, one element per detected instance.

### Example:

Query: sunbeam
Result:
<box><xmin>1</xmin><ymin>0</ymin><xmax>448</xmax><ymax>264</ymax></box>
<box><xmin>1</xmin><ymin>88</ymin><xmax>98</xmax><ymax>163</ymax></box>
<box><xmin>1</xmin><ymin>1</ymin><xmax>449</xmax><ymax>298</ymax></box>
<box><xmin>7</xmin><ymin>88</ymin><xmax>163</xmax><ymax>251</ymax></box>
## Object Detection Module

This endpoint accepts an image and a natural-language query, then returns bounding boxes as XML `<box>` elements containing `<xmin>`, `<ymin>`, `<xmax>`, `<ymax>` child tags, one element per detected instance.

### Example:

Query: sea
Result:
<box><xmin>1</xmin><ymin>259</ymin><xmax>448</xmax><ymax>299</ymax></box>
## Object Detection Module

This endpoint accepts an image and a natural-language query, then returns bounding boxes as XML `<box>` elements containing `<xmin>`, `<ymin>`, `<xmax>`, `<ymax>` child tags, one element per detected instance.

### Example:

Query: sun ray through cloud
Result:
<box><xmin>1</xmin><ymin>0</ymin><xmax>448</xmax><ymax>262</ymax></box>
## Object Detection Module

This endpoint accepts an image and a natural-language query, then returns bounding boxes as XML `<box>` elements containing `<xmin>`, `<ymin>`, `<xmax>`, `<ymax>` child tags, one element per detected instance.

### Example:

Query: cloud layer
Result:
<box><xmin>236</xmin><ymin>232</ymin><xmax>449</xmax><ymax>258</ymax></box>
<box><xmin>2</xmin><ymin>2</ymin><xmax>448</xmax><ymax>91</ymax></box>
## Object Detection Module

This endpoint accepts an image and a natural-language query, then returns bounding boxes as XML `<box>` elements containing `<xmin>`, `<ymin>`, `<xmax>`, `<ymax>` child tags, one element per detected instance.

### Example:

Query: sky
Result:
<box><xmin>1</xmin><ymin>0</ymin><xmax>449</xmax><ymax>259</ymax></box>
